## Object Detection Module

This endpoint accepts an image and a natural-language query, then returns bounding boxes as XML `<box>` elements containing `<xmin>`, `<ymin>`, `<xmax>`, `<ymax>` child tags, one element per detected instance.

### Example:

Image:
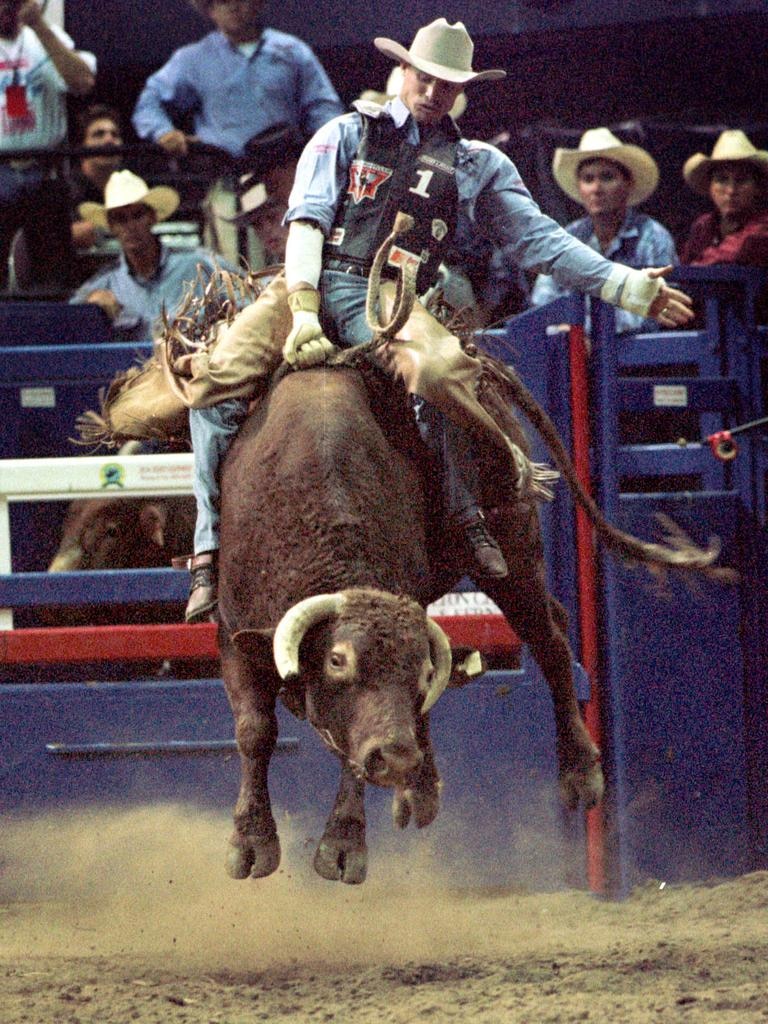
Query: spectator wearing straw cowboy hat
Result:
<box><xmin>530</xmin><ymin>127</ymin><xmax>678</xmax><ymax>334</ymax></box>
<box><xmin>181</xmin><ymin>18</ymin><xmax>696</xmax><ymax>622</ymax></box>
<box><xmin>70</xmin><ymin>169</ymin><xmax>236</xmax><ymax>341</ymax></box>
<box><xmin>681</xmin><ymin>129</ymin><xmax>768</xmax><ymax>269</ymax></box>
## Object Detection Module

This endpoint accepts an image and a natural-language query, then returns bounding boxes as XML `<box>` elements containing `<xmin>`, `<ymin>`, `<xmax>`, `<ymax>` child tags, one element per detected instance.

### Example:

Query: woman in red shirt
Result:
<box><xmin>681</xmin><ymin>129</ymin><xmax>768</xmax><ymax>267</ymax></box>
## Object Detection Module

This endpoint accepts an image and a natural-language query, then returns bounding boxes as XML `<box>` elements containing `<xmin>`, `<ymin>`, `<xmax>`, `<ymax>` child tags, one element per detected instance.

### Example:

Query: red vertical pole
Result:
<box><xmin>568</xmin><ymin>324</ymin><xmax>605</xmax><ymax>895</ymax></box>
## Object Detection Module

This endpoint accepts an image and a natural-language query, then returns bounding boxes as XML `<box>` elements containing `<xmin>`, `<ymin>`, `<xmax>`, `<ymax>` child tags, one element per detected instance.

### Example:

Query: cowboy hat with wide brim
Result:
<box><xmin>374</xmin><ymin>18</ymin><xmax>506</xmax><ymax>85</ymax></box>
<box><xmin>552</xmin><ymin>127</ymin><xmax>659</xmax><ymax>207</ymax></box>
<box><xmin>683</xmin><ymin>129</ymin><xmax>768</xmax><ymax>195</ymax></box>
<box><xmin>79</xmin><ymin>169</ymin><xmax>180</xmax><ymax>229</ymax></box>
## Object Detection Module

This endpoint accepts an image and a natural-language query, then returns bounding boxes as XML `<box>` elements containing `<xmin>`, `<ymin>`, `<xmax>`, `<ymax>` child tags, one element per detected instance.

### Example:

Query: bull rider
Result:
<box><xmin>176</xmin><ymin>18</ymin><xmax>694</xmax><ymax>623</ymax></box>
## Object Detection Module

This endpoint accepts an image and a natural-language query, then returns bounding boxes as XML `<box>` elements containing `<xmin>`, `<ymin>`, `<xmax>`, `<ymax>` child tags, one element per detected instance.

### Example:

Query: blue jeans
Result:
<box><xmin>189</xmin><ymin>270</ymin><xmax>479</xmax><ymax>553</ymax></box>
<box><xmin>320</xmin><ymin>272</ymin><xmax>479</xmax><ymax>523</ymax></box>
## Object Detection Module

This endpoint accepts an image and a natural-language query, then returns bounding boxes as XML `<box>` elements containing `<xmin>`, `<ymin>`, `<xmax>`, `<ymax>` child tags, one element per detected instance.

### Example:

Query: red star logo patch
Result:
<box><xmin>347</xmin><ymin>160</ymin><xmax>392</xmax><ymax>204</ymax></box>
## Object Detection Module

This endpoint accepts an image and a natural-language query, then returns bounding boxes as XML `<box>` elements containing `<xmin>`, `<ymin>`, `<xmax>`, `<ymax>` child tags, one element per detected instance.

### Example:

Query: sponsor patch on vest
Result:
<box><xmin>419</xmin><ymin>154</ymin><xmax>455</xmax><ymax>175</ymax></box>
<box><xmin>347</xmin><ymin>160</ymin><xmax>393</xmax><ymax>204</ymax></box>
<box><xmin>387</xmin><ymin>245</ymin><xmax>426</xmax><ymax>272</ymax></box>
<box><xmin>328</xmin><ymin>227</ymin><xmax>345</xmax><ymax>246</ymax></box>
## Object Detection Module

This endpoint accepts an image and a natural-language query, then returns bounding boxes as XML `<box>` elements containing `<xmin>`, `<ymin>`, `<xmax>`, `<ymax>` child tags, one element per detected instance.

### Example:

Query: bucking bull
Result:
<box><xmin>79</xmin><ymin>249</ymin><xmax>722</xmax><ymax>885</ymax></box>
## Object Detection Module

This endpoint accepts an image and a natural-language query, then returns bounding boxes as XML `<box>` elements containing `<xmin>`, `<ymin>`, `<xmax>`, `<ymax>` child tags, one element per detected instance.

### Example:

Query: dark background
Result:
<box><xmin>63</xmin><ymin>1</ymin><xmax>768</xmax><ymax>246</ymax></box>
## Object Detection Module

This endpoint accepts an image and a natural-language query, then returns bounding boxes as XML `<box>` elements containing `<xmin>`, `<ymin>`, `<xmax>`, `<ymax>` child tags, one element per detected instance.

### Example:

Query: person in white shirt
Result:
<box><xmin>0</xmin><ymin>0</ymin><xmax>95</xmax><ymax>290</ymax></box>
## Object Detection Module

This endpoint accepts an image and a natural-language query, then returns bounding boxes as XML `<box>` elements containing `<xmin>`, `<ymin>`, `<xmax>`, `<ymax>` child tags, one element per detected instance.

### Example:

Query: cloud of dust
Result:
<box><xmin>0</xmin><ymin>803</ymin><xmax>589</xmax><ymax>973</ymax></box>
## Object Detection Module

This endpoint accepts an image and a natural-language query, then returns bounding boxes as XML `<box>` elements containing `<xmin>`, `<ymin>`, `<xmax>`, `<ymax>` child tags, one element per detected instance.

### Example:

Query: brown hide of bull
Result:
<box><xmin>45</xmin><ymin>495</ymin><xmax>196</xmax><ymax>627</ymax></box>
<box><xmin>216</xmin><ymin>362</ymin><xmax>602</xmax><ymax>885</ymax></box>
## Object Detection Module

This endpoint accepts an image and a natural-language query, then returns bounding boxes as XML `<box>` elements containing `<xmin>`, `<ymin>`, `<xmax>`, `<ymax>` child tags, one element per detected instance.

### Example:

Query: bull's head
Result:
<box><xmin>272</xmin><ymin>589</ymin><xmax>452</xmax><ymax>786</ymax></box>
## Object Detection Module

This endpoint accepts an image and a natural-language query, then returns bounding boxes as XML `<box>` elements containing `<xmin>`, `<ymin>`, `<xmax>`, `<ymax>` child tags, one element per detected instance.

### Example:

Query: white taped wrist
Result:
<box><xmin>285</xmin><ymin>220</ymin><xmax>324</xmax><ymax>291</ymax></box>
<box><xmin>600</xmin><ymin>264</ymin><xmax>662</xmax><ymax>317</ymax></box>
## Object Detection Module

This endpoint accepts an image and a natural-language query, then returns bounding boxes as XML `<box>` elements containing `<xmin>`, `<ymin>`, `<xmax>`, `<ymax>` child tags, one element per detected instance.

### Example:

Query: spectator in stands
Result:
<box><xmin>220</xmin><ymin>123</ymin><xmax>304</xmax><ymax>268</ymax></box>
<box><xmin>69</xmin><ymin>103</ymin><xmax>124</xmax><ymax>251</ymax></box>
<box><xmin>530</xmin><ymin>127</ymin><xmax>678</xmax><ymax>333</ymax></box>
<box><xmin>681</xmin><ymin>129</ymin><xmax>768</xmax><ymax>268</ymax></box>
<box><xmin>131</xmin><ymin>0</ymin><xmax>343</xmax><ymax>261</ymax></box>
<box><xmin>0</xmin><ymin>0</ymin><xmax>95</xmax><ymax>292</ymax></box>
<box><xmin>227</xmin><ymin>184</ymin><xmax>288</xmax><ymax>267</ymax></box>
<box><xmin>70</xmin><ymin>170</ymin><xmax>236</xmax><ymax>340</ymax></box>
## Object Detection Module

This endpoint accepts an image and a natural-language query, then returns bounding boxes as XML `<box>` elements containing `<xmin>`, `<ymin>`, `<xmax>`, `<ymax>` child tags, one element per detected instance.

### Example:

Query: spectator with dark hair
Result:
<box><xmin>681</xmin><ymin>129</ymin><xmax>768</xmax><ymax>268</ymax></box>
<box><xmin>131</xmin><ymin>0</ymin><xmax>343</xmax><ymax>260</ymax></box>
<box><xmin>0</xmin><ymin>0</ymin><xmax>95</xmax><ymax>291</ymax></box>
<box><xmin>530</xmin><ymin>128</ymin><xmax>677</xmax><ymax>333</ymax></box>
<box><xmin>69</xmin><ymin>103</ymin><xmax>124</xmax><ymax>251</ymax></box>
<box><xmin>69</xmin><ymin>170</ymin><xmax>236</xmax><ymax>340</ymax></box>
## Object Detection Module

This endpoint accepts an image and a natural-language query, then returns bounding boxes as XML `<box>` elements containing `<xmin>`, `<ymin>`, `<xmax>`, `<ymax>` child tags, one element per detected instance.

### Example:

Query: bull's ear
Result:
<box><xmin>139</xmin><ymin>502</ymin><xmax>168</xmax><ymax>547</ymax></box>
<box><xmin>231</xmin><ymin>628</ymin><xmax>274</xmax><ymax>659</ymax></box>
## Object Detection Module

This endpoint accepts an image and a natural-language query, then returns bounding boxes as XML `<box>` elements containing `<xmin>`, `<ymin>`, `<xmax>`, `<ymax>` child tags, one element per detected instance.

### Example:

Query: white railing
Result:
<box><xmin>0</xmin><ymin>453</ymin><xmax>194</xmax><ymax>629</ymax></box>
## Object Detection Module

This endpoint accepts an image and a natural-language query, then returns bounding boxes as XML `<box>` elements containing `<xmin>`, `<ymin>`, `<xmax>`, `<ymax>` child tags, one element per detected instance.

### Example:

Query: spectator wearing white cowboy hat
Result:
<box><xmin>530</xmin><ymin>127</ymin><xmax>678</xmax><ymax>334</ymax></box>
<box><xmin>70</xmin><ymin>169</ymin><xmax>237</xmax><ymax>341</ymax></box>
<box><xmin>681</xmin><ymin>129</ymin><xmax>768</xmax><ymax>269</ymax></box>
<box><xmin>180</xmin><ymin>17</ymin><xmax>696</xmax><ymax>621</ymax></box>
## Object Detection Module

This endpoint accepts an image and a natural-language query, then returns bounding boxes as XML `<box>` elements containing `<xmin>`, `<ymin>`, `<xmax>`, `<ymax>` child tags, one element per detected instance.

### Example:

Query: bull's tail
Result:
<box><xmin>478</xmin><ymin>354</ymin><xmax>729</xmax><ymax>577</ymax></box>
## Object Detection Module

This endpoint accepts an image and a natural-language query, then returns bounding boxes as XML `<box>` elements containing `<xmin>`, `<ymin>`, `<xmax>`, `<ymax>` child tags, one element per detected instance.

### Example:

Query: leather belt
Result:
<box><xmin>324</xmin><ymin>258</ymin><xmax>371</xmax><ymax>277</ymax></box>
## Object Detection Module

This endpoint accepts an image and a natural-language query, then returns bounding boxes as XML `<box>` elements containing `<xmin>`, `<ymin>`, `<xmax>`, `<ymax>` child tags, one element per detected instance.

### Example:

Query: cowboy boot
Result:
<box><xmin>185</xmin><ymin>551</ymin><xmax>218</xmax><ymax>623</ymax></box>
<box><xmin>461</xmin><ymin>512</ymin><xmax>509</xmax><ymax>579</ymax></box>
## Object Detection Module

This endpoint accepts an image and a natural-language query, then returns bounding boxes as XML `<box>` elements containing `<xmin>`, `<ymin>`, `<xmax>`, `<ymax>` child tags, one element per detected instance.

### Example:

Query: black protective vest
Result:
<box><xmin>325</xmin><ymin>105</ymin><xmax>460</xmax><ymax>293</ymax></box>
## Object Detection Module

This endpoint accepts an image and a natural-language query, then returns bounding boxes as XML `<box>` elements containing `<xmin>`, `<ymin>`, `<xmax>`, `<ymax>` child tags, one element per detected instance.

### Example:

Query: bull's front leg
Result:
<box><xmin>221</xmin><ymin>645</ymin><xmax>281</xmax><ymax>880</ymax></box>
<box><xmin>314</xmin><ymin>760</ymin><xmax>368</xmax><ymax>885</ymax></box>
<box><xmin>392</xmin><ymin>713</ymin><xmax>441</xmax><ymax>829</ymax></box>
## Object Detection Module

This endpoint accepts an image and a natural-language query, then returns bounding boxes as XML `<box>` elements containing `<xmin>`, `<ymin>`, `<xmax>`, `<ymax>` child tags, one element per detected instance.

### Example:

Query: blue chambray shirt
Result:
<box><xmin>530</xmin><ymin>208</ymin><xmax>678</xmax><ymax>334</ymax></box>
<box><xmin>132</xmin><ymin>29</ymin><xmax>344</xmax><ymax>158</ymax></box>
<box><xmin>69</xmin><ymin>244</ymin><xmax>238</xmax><ymax>341</ymax></box>
<box><xmin>286</xmin><ymin>97</ymin><xmax>623</xmax><ymax>299</ymax></box>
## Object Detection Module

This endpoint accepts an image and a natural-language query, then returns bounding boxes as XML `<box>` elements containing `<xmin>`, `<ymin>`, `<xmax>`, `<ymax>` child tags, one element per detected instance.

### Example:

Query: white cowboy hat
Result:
<box><xmin>374</xmin><ymin>18</ymin><xmax>506</xmax><ymax>85</ymax></box>
<box><xmin>683</xmin><ymin>129</ymin><xmax>768</xmax><ymax>195</ymax></box>
<box><xmin>552</xmin><ymin>127</ymin><xmax>660</xmax><ymax>207</ymax></box>
<box><xmin>79</xmin><ymin>169</ymin><xmax>180</xmax><ymax>229</ymax></box>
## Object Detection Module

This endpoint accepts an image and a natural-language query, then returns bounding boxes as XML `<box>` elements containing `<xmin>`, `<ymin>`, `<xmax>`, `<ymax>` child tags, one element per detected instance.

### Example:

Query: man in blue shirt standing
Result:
<box><xmin>530</xmin><ymin>127</ymin><xmax>678</xmax><ymax>333</ymax></box>
<box><xmin>132</xmin><ymin>0</ymin><xmax>343</xmax><ymax>261</ymax></box>
<box><xmin>132</xmin><ymin>0</ymin><xmax>343</xmax><ymax>160</ymax></box>
<box><xmin>181</xmin><ymin>18</ymin><xmax>694</xmax><ymax>623</ymax></box>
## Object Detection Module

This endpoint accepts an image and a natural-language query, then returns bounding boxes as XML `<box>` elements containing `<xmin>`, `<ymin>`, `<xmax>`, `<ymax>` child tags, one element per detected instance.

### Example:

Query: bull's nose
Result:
<box><xmin>364</xmin><ymin>742</ymin><xmax>423</xmax><ymax>782</ymax></box>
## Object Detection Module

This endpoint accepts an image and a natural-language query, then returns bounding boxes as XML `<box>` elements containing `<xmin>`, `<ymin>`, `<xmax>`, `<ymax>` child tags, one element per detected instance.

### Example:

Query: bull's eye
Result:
<box><xmin>104</xmin><ymin>523</ymin><xmax>119</xmax><ymax>539</ymax></box>
<box><xmin>329</xmin><ymin>651</ymin><xmax>346</xmax><ymax>670</ymax></box>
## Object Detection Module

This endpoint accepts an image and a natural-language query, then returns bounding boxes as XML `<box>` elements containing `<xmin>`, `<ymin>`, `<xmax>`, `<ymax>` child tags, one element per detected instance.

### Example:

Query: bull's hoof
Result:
<box><xmin>392</xmin><ymin>783</ymin><xmax>440</xmax><ymax>830</ymax></box>
<box><xmin>225</xmin><ymin>835</ymin><xmax>281</xmax><ymax>880</ymax></box>
<box><xmin>313</xmin><ymin>838</ymin><xmax>367</xmax><ymax>885</ymax></box>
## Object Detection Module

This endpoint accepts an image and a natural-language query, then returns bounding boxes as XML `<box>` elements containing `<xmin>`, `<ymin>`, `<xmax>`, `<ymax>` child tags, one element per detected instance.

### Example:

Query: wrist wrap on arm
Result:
<box><xmin>600</xmin><ymin>264</ymin><xmax>663</xmax><ymax>317</ymax></box>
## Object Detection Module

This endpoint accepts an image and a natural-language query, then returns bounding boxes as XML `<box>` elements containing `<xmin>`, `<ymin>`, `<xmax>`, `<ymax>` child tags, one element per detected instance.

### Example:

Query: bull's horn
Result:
<box><xmin>422</xmin><ymin>618</ymin><xmax>453</xmax><ymax>713</ymax></box>
<box><xmin>273</xmin><ymin>593</ymin><xmax>345</xmax><ymax>680</ymax></box>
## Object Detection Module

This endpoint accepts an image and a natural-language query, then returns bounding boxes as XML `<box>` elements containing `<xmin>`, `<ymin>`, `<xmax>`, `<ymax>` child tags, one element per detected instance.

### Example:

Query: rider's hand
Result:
<box><xmin>283</xmin><ymin>288</ymin><xmax>336</xmax><ymax>368</ymax></box>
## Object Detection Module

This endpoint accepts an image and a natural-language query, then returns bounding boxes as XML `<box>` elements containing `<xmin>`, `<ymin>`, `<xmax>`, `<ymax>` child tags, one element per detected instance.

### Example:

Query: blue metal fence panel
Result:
<box><xmin>0</xmin><ymin>302</ymin><xmax>114</xmax><ymax>347</ymax></box>
<box><xmin>0</xmin><ymin>670</ymin><xmax>585</xmax><ymax>891</ymax></box>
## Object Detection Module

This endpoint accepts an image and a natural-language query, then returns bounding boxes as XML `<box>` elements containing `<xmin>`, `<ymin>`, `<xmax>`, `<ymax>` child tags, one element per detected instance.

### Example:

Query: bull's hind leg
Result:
<box><xmin>483</xmin><ymin>545</ymin><xmax>604</xmax><ymax>810</ymax></box>
<box><xmin>220</xmin><ymin>634</ymin><xmax>282</xmax><ymax>879</ymax></box>
<box><xmin>314</xmin><ymin>760</ymin><xmax>368</xmax><ymax>884</ymax></box>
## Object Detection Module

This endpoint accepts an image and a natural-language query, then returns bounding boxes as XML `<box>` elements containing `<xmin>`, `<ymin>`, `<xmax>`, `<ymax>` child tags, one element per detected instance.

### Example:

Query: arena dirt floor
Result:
<box><xmin>1</xmin><ymin>806</ymin><xmax>767</xmax><ymax>1024</ymax></box>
